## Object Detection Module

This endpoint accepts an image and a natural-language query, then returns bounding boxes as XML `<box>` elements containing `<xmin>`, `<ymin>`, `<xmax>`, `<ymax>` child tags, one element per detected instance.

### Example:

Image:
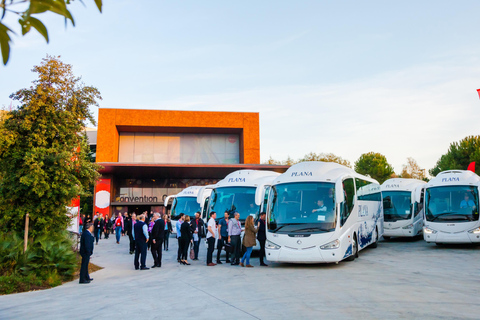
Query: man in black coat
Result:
<box><xmin>126</xmin><ymin>213</ymin><xmax>136</xmax><ymax>254</ymax></box>
<box><xmin>150</xmin><ymin>212</ymin><xmax>165</xmax><ymax>268</ymax></box>
<box><xmin>190</xmin><ymin>212</ymin><xmax>205</xmax><ymax>260</ymax></box>
<box><xmin>257</xmin><ymin>212</ymin><xmax>268</xmax><ymax>266</ymax></box>
<box><xmin>93</xmin><ymin>213</ymin><xmax>104</xmax><ymax>245</ymax></box>
<box><xmin>79</xmin><ymin>223</ymin><xmax>95</xmax><ymax>284</ymax></box>
<box><xmin>133</xmin><ymin>214</ymin><xmax>150</xmax><ymax>270</ymax></box>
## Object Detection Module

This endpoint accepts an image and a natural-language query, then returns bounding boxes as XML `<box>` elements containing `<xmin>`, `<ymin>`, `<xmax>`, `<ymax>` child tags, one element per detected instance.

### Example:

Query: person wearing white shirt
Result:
<box><xmin>206</xmin><ymin>211</ymin><xmax>217</xmax><ymax>266</ymax></box>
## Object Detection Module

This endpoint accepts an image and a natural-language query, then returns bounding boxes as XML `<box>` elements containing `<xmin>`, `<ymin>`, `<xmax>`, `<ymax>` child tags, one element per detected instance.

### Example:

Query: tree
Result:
<box><xmin>0</xmin><ymin>55</ymin><xmax>102</xmax><ymax>237</ymax></box>
<box><xmin>400</xmin><ymin>157</ymin><xmax>426</xmax><ymax>180</ymax></box>
<box><xmin>354</xmin><ymin>152</ymin><xmax>394</xmax><ymax>184</ymax></box>
<box><xmin>0</xmin><ymin>0</ymin><xmax>102</xmax><ymax>65</ymax></box>
<box><xmin>429</xmin><ymin>135</ymin><xmax>480</xmax><ymax>177</ymax></box>
<box><xmin>299</xmin><ymin>152</ymin><xmax>351</xmax><ymax>168</ymax></box>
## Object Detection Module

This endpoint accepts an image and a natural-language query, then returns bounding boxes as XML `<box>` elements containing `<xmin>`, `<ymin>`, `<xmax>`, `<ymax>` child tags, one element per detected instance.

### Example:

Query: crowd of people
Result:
<box><xmin>78</xmin><ymin>209</ymin><xmax>268</xmax><ymax>283</ymax></box>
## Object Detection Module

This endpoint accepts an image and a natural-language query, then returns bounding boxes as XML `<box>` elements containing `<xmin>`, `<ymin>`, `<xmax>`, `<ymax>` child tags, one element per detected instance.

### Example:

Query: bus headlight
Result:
<box><xmin>320</xmin><ymin>239</ymin><xmax>340</xmax><ymax>250</ymax></box>
<box><xmin>423</xmin><ymin>227</ymin><xmax>437</xmax><ymax>234</ymax></box>
<box><xmin>266</xmin><ymin>240</ymin><xmax>281</xmax><ymax>250</ymax></box>
<box><xmin>402</xmin><ymin>224</ymin><xmax>414</xmax><ymax>229</ymax></box>
<box><xmin>468</xmin><ymin>227</ymin><xmax>480</xmax><ymax>234</ymax></box>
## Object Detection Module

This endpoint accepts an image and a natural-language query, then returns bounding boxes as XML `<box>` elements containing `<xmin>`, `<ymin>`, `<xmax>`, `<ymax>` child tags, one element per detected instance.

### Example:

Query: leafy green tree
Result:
<box><xmin>0</xmin><ymin>0</ymin><xmax>102</xmax><ymax>65</ymax></box>
<box><xmin>430</xmin><ymin>135</ymin><xmax>480</xmax><ymax>177</ymax></box>
<box><xmin>354</xmin><ymin>152</ymin><xmax>394</xmax><ymax>184</ymax></box>
<box><xmin>0</xmin><ymin>55</ymin><xmax>102</xmax><ymax>237</ymax></box>
<box><xmin>299</xmin><ymin>152</ymin><xmax>351</xmax><ymax>168</ymax></box>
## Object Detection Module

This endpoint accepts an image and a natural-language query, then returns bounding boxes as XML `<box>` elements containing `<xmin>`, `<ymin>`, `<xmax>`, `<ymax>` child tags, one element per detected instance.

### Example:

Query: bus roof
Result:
<box><xmin>272</xmin><ymin>161</ymin><xmax>377</xmax><ymax>185</ymax></box>
<box><xmin>212</xmin><ymin>169</ymin><xmax>281</xmax><ymax>188</ymax></box>
<box><xmin>163</xmin><ymin>186</ymin><xmax>203</xmax><ymax>206</ymax></box>
<box><xmin>381</xmin><ymin>178</ymin><xmax>426</xmax><ymax>192</ymax></box>
<box><xmin>427</xmin><ymin>170</ymin><xmax>480</xmax><ymax>188</ymax></box>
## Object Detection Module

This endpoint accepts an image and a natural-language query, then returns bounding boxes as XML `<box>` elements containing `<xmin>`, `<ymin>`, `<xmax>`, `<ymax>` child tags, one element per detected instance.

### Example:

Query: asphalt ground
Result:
<box><xmin>0</xmin><ymin>234</ymin><xmax>479</xmax><ymax>320</ymax></box>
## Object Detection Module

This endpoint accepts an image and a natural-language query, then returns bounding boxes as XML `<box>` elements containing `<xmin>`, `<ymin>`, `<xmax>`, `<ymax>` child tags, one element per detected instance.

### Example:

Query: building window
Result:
<box><xmin>118</xmin><ymin>132</ymin><xmax>240</xmax><ymax>164</ymax></box>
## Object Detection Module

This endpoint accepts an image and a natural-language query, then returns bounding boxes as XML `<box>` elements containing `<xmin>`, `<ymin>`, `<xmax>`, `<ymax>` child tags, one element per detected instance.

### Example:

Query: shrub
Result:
<box><xmin>0</xmin><ymin>231</ymin><xmax>77</xmax><ymax>281</ymax></box>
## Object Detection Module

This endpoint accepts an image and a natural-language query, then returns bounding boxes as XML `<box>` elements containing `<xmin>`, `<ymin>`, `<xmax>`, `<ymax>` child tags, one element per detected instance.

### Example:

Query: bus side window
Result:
<box><xmin>340</xmin><ymin>178</ymin><xmax>355</xmax><ymax>226</ymax></box>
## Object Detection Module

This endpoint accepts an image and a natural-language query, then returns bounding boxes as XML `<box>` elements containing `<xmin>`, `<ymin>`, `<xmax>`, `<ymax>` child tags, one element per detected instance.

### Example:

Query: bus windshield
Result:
<box><xmin>207</xmin><ymin>187</ymin><xmax>259</xmax><ymax>221</ymax></box>
<box><xmin>383</xmin><ymin>191</ymin><xmax>412</xmax><ymax>222</ymax></box>
<box><xmin>267</xmin><ymin>182</ymin><xmax>336</xmax><ymax>233</ymax></box>
<box><xmin>425</xmin><ymin>186</ymin><xmax>479</xmax><ymax>222</ymax></box>
<box><xmin>171</xmin><ymin>197</ymin><xmax>201</xmax><ymax>220</ymax></box>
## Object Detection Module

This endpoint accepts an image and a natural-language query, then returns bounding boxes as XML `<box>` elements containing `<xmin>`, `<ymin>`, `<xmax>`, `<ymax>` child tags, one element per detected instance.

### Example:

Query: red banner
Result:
<box><xmin>94</xmin><ymin>179</ymin><xmax>111</xmax><ymax>217</ymax></box>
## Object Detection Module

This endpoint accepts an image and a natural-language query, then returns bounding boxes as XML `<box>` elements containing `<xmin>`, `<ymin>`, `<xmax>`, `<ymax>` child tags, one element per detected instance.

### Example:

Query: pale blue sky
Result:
<box><xmin>2</xmin><ymin>1</ymin><xmax>480</xmax><ymax>174</ymax></box>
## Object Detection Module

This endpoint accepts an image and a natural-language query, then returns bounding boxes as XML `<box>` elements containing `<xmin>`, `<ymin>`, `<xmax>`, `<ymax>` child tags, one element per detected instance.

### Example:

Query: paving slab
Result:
<box><xmin>0</xmin><ymin>235</ymin><xmax>479</xmax><ymax>319</ymax></box>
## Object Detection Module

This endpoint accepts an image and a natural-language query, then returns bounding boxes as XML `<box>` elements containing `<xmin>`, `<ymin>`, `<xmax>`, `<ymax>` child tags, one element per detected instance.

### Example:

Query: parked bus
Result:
<box><xmin>423</xmin><ymin>170</ymin><xmax>480</xmax><ymax>244</ymax></box>
<box><xmin>200</xmin><ymin>170</ymin><xmax>281</xmax><ymax>223</ymax></box>
<box><xmin>381</xmin><ymin>178</ymin><xmax>426</xmax><ymax>239</ymax></box>
<box><xmin>164</xmin><ymin>186</ymin><xmax>204</xmax><ymax>234</ymax></box>
<box><xmin>265</xmin><ymin>161</ymin><xmax>383</xmax><ymax>263</ymax></box>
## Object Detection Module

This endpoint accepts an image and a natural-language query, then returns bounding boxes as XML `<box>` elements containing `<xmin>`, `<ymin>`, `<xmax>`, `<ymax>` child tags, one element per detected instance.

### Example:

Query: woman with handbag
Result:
<box><xmin>240</xmin><ymin>215</ymin><xmax>258</xmax><ymax>268</ymax></box>
<box><xmin>179</xmin><ymin>215</ymin><xmax>193</xmax><ymax>265</ymax></box>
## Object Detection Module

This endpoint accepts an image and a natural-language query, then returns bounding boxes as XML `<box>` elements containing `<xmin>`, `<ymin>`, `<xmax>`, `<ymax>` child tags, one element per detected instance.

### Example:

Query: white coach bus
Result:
<box><xmin>381</xmin><ymin>178</ymin><xmax>426</xmax><ymax>239</ymax></box>
<box><xmin>423</xmin><ymin>170</ymin><xmax>480</xmax><ymax>244</ymax></box>
<box><xmin>164</xmin><ymin>186</ymin><xmax>204</xmax><ymax>234</ymax></box>
<box><xmin>265</xmin><ymin>161</ymin><xmax>383</xmax><ymax>263</ymax></box>
<box><xmin>200</xmin><ymin>170</ymin><xmax>281</xmax><ymax>223</ymax></box>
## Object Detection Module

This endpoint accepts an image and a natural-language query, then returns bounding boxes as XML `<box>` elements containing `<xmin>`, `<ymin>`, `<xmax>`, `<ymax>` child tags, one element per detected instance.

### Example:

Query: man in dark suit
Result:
<box><xmin>257</xmin><ymin>212</ymin><xmax>268</xmax><ymax>266</ymax></box>
<box><xmin>150</xmin><ymin>212</ymin><xmax>165</xmax><ymax>268</ymax></box>
<box><xmin>190</xmin><ymin>212</ymin><xmax>205</xmax><ymax>260</ymax></box>
<box><xmin>79</xmin><ymin>223</ymin><xmax>95</xmax><ymax>284</ymax></box>
<box><xmin>133</xmin><ymin>214</ymin><xmax>150</xmax><ymax>270</ymax></box>
<box><xmin>93</xmin><ymin>213</ymin><xmax>104</xmax><ymax>245</ymax></box>
<box><xmin>126</xmin><ymin>213</ymin><xmax>136</xmax><ymax>254</ymax></box>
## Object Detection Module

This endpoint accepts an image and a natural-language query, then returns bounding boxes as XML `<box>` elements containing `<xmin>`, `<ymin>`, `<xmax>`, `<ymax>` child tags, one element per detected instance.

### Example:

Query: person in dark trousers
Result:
<box><xmin>257</xmin><ymin>212</ymin><xmax>268</xmax><ymax>266</ymax></box>
<box><xmin>133</xmin><ymin>214</ymin><xmax>150</xmax><ymax>270</ymax></box>
<box><xmin>126</xmin><ymin>213</ymin><xmax>136</xmax><ymax>254</ymax></box>
<box><xmin>190</xmin><ymin>212</ymin><xmax>205</xmax><ymax>260</ymax></box>
<box><xmin>176</xmin><ymin>213</ymin><xmax>185</xmax><ymax>262</ymax></box>
<box><xmin>216</xmin><ymin>211</ymin><xmax>230</xmax><ymax>264</ymax></box>
<box><xmin>206</xmin><ymin>211</ymin><xmax>217</xmax><ymax>266</ymax></box>
<box><xmin>79</xmin><ymin>223</ymin><xmax>94</xmax><ymax>284</ymax></box>
<box><xmin>151</xmin><ymin>213</ymin><xmax>165</xmax><ymax>268</ymax></box>
<box><xmin>163</xmin><ymin>214</ymin><xmax>172</xmax><ymax>251</ymax></box>
<box><xmin>228</xmin><ymin>212</ymin><xmax>242</xmax><ymax>265</ymax></box>
<box><xmin>93</xmin><ymin>213</ymin><xmax>104</xmax><ymax>245</ymax></box>
<box><xmin>179</xmin><ymin>215</ymin><xmax>192</xmax><ymax>265</ymax></box>
<box><xmin>104</xmin><ymin>214</ymin><xmax>112</xmax><ymax>239</ymax></box>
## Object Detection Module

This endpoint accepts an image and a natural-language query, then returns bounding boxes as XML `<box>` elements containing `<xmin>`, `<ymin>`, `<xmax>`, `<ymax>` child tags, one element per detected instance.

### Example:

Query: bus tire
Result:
<box><xmin>345</xmin><ymin>234</ymin><xmax>358</xmax><ymax>261</ymax></box>
<box><xmin>383</xmin><ymin>236</ymin><xmax>391</xmax><ymax>240</ymax></box>
<box><xmin>370</xmin><ymin>227</ymin><xmax>378</xmax><ymax>248</ymax></box>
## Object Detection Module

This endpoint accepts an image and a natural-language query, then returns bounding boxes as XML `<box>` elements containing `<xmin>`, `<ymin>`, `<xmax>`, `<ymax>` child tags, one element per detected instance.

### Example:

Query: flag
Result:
<box><xmin>477</xmin><ymin>89</ymin><xmax>480</xmax><ymax>99</ymax></box>
<box><xmin>467</xmin><ymin>162</ymin><xmax>475</xmax><ymax>173</ymax></box>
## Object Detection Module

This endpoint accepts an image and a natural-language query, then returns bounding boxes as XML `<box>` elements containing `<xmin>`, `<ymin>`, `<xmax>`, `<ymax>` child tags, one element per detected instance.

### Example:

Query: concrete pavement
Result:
<box><xmin>0</xmin><ymin>235</ymin><xmax>479</xmax><ymax>319</ymax></box>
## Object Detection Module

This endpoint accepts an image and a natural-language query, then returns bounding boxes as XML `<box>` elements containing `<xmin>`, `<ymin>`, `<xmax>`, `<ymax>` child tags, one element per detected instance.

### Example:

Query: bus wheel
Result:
<box><xmin>370</xmin><ymin>227</ymin><xmax>378</xmax><ymax>248</ymax></box>
<box><xmin>346</xmin><ymin>234</ymin><xmax>358</xmax><ymax>261</ymax></box>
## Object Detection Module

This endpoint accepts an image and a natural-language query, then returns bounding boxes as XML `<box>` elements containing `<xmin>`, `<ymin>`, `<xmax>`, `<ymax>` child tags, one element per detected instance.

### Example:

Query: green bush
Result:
<box><xmin>0</xmin><ymin>231</ymin><xmax>77</xmax><ymax>290</ymax></box>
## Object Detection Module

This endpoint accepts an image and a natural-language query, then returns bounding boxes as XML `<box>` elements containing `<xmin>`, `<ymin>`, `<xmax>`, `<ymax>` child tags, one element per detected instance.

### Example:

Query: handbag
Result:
<box><xmin>190</xmin><ymin>246</ymin><xmax>195</xmax><ymax>260</ymax></box>
<box><xmin>224</xmin><ymin>242</ymin><xmax>234</xmax><ymax>254</ymax></box>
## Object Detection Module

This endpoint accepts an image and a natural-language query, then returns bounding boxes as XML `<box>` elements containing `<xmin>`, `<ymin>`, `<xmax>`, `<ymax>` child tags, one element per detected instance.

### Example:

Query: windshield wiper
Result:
<box><xmin>272</xmin><ymin>223</ymin><xmax>297</xmax><ymax>232</ymax></box>
<box><xmin>292</xmin><ymin>227</ymin><xmax>332</xmax><ymax>232</ymax></box>
<box><xmin>430</xmin><ymin>212</ymin><xmax>469</xmax><ymax>222</ymax></box>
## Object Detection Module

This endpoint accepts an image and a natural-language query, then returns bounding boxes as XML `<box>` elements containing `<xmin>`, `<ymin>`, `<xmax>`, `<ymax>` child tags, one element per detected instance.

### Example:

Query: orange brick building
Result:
<box><xmin>94</xmin><ymin>108</ymin><xmax>287</xmax><ymax>217</ymax></box>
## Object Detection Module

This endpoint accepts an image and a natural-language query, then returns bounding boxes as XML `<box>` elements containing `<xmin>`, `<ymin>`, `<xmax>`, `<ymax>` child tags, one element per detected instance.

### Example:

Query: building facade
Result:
<box><xmin>93</xmin><ymin>108</ymin><xmax>288</xmax><ymax>217</ymax></box>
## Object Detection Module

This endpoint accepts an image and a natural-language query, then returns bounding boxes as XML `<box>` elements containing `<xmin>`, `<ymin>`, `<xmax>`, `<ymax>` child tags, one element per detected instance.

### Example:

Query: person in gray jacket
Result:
<box><xmin>228</xmin><ymin>212</ymin><xmax>242</xmax><ymax>265</ymax></box>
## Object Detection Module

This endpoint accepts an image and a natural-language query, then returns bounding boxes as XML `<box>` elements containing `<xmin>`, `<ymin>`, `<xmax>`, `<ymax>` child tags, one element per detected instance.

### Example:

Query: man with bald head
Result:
<box><xmin>151</xmin><ymin>212</ymin><xmax>165</xmax><ymax>268</ymax></box>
